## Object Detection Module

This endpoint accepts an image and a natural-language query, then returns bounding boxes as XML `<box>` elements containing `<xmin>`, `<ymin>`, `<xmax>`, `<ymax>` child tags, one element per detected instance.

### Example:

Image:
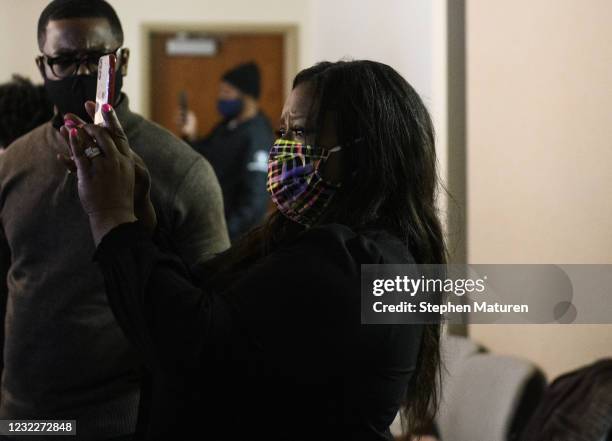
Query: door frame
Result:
<box><xmin>140</xmin><ymin>22</ymin><xmax>299</xmax><ymax>119</ymax></box>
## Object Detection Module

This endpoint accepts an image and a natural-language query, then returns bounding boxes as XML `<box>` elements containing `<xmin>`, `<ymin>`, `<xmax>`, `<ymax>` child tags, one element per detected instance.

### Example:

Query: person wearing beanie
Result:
<box><xmin>180</xmin><ymin>61</ymin><xmax>274</xmax><ymax>241</ymax></box>
<box><xmin>222</xmin><ymin>61</ymin><xmax>261</xmax><ymax>101</ymax></box>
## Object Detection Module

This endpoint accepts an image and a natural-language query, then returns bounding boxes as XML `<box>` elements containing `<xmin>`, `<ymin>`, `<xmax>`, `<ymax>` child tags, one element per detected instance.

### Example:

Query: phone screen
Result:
<box><xmin>94</xmin><ymin>54</ymin><xmax>117</xmax><ymax>126</ymax></box>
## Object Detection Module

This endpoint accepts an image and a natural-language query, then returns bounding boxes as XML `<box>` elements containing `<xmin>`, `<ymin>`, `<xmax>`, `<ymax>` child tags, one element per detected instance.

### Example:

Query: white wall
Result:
<box><xmin>310</xmin><ymin>0</ymin><xmax>434</xmax><ymax>102</ymax></box>
<box><xmin>467</xmin><ymin>0</ymin><xmax>612</xmax><ymax>379</ymax></box>
<box><xmin>0</xmin><ymin>0</ymin><xmax>49</xmax><ymax>83</ymax></box>
<box><xmin>310</xmin><ymin>0</ymin><xmax>449</xmax><ymax>207</ymax></box>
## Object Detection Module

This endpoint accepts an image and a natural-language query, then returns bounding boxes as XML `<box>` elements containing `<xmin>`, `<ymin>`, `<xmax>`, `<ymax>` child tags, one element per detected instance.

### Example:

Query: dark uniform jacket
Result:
<box><xmin>191</xmin><ymin>112</ymin><xmax>273</xmax><ymax>240</ymax></box>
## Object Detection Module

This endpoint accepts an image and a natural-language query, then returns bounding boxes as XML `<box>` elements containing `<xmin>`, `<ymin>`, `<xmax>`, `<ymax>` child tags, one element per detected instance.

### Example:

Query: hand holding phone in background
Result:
<box><xmin>176</xmin><ymin>90</ymin><xmax>198</xmax><ymax>142</ymax></box>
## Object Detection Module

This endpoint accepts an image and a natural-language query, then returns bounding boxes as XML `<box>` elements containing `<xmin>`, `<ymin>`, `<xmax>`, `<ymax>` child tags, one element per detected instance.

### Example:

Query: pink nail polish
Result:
<box><xmin>64</xmin><ymin>120</ymin><xmax>76</xmax><ymax>128</ymax></box>
<box><xmin>102</xmin><ymin>103</ymin><xmax>112</xmax><ymax>113</ymax></box>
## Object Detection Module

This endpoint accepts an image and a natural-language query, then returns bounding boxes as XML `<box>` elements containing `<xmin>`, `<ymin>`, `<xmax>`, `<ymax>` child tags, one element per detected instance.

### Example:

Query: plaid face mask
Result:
<box><xmin>267</xmin><ymin>139</ymin><xmax>342</xmax><ymax>227</ymax></box>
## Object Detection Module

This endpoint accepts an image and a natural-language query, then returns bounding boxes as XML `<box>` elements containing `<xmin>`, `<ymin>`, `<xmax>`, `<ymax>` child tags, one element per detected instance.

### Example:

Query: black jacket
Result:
<box><xmin>95</xmin><ymin>222</ymin><xmax>424</xmax><ymax>440</ymax></box>
<box><xmin>522</xmin><ymin>358</ymin><xmax>612</xmax><ymax>441</ymax></box>
<box><xmin>191</xmin><ymin>113</ymin><xmax>273</xmax><ymax>240</ymax></box>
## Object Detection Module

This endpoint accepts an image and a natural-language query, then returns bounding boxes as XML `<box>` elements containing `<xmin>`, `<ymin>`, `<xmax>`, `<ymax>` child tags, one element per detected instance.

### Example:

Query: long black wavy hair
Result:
<box><xmin>207</xmin><ymin>60</ymin><xmax>447</xmax><ymax>433</ymax></box>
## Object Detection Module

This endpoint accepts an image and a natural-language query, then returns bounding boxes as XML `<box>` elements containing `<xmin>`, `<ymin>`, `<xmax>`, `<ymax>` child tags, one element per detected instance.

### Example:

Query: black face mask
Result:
<box><xmin>46</xmin><ymin>72</ymin><xmax>123</xmax><ymax>129</ymax></box>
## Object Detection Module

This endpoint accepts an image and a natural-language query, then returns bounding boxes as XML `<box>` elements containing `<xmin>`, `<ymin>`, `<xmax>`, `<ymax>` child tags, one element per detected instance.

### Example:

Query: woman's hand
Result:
<box><xmin>60</xmin><ymin>103</ymin><xmax>156</xmax><ymax>245</ymax></box>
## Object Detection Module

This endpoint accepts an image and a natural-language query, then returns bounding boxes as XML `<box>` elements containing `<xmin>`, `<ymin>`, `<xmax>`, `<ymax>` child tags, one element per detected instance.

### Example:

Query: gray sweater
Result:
<box><xmin>0</xmin><ymin>95</ymin><xmax>230</xmax><ymax>440</ymax></box>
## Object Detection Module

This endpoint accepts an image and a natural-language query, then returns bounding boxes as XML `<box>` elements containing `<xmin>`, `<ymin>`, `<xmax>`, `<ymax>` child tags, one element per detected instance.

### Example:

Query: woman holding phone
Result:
<box><xmin>63</xmin><ymin>60</ymin><xmax>446</xmax><ymax>440</ymax></box>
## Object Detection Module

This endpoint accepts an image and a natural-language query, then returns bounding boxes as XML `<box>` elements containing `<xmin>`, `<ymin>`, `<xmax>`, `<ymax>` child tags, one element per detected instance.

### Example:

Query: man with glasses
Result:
<box><xmin>0</xmin><ymin>1</ymin><xmax>230</xmax><ymax>440</ymax></box>
<box><xmin>37</xmin><ymin>46</ymin><xmax>128</xmax><ymax>127</ymax></box>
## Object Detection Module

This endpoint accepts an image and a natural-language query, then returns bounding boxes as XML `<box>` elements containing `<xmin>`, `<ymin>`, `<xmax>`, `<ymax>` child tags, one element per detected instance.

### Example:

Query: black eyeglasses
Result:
<box><xmin>38</xmin><ymin>48</ymin><xmax>123</xmax><ymax>79</ymax></box>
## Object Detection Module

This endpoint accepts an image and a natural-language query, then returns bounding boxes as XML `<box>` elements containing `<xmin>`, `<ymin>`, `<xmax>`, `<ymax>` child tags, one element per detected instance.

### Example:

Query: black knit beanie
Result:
<box><xmin>222</xmin><ymin>62</ymin><xmax>261</xmax><ymax>99</ymax></box>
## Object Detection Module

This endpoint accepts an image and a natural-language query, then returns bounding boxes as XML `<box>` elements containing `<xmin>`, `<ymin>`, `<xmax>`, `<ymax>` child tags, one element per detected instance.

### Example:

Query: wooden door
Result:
<box><xmin>149</xmin><ymin>32</ymin><xmax>284</xmax><ymax>138</ymax></box>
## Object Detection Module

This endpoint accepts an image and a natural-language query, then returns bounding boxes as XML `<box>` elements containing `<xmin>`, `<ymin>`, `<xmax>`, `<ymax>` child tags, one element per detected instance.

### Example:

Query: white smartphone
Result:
<box><xmin>94</xmin><ymin>54</ymin><xmax>117</xmax><ymax>126</ymax></box>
